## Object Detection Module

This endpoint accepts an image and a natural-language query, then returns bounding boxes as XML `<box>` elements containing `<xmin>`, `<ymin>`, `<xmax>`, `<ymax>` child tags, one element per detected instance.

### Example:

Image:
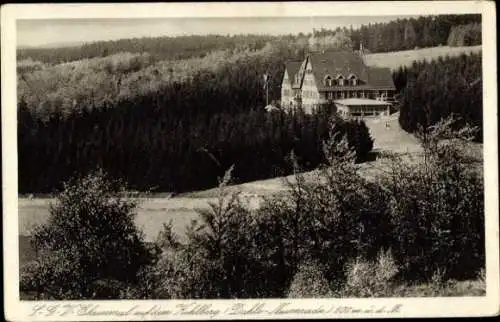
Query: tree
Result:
<box><xmin>421</xmin><ymin>21</ymin><xmax>433</xmax><ymax>48</ymax></box>
<box><xmin>404</xmin><ymin>20</ymin><xmax>417</xmax><ymax>49</ymax></box>
<box><xmin>308</xmin><ymin>31</ymin><xmax>353</xmax><ymax>52</ymax></box>
<box><xmin>20</xmin><ymin>170</ymin><xmax>153</xmax><ymax>299</ymax></box>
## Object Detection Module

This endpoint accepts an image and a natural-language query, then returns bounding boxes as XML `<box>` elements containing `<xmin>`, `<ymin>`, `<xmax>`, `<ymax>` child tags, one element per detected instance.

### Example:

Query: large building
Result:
<box><xmin>280</xmin><ymin>49</ymin><xmax>396</xmax><ymax>116</ymax></box>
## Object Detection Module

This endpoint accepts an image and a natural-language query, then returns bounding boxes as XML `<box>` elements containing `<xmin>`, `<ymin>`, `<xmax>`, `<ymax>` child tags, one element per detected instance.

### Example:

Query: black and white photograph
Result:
<box><xmin>2</xmin><ymin>1</ymin><xmax>499</xmax><ymax>320</ymax></box>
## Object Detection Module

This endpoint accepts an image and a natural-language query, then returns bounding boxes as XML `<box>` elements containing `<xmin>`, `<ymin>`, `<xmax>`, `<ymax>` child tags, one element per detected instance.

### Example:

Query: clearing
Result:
<box><xmin>364</xmin><ymin>45</ymin><xmax>482</xmax><ymax>70</ymax></box>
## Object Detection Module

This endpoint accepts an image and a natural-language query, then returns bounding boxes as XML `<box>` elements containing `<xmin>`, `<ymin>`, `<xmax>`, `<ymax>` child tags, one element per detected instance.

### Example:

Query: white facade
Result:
<box><xmin>301</xmin><ymin>60</ymin><xmax>321</xmax><ymax>113</ymax></box>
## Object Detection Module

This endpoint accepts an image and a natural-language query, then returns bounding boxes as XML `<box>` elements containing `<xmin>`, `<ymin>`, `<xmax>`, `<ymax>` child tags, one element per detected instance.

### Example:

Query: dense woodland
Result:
<box><xmin>17</xmin><ymin>14</ymin><xmax>483</xmax><ymax>193</ymax></box>
<box><xmin>19</xmin><ymin>97</ymin><xmax>373</xmax><ymax>193</ymax></box>
<box><xmin>394</xmin><ymin>53</ymin><xmax>482</xmax><ymax>140</ymax></box>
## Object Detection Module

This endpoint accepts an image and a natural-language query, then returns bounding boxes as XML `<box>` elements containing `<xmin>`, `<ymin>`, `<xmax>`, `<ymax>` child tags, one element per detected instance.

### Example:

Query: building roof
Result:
<box><xmin>309</xmin><ymin>50</ymin><xmax>370</xmax><ymax>91</ymax></box>
<box><xmin>285</xmin><ymin>61</ymin><xmax>302</xmax><ymax>80</ymax></box>
<box><xmin>292</xmin><ymin>59</ymin><xmax>308</xmax><ymax>89</ymax></box>
<box><xmin>285</xmin><ymin>50</ymin><xmax>395</xmax><ymax>91</ymax></box>
<box><xmin>284</xmin><ymin>61</ymin><xmax>302</xmax><ymax>87</ymax></box>
<box><xmin>334</xmin><ymin>98</ymin><xmax>392</xmax><ymax>106</ymax></box>
<box><xmin>366</xmin><ymin>67</ymin><xmax>396</xmax><ymax>89</ymax></box>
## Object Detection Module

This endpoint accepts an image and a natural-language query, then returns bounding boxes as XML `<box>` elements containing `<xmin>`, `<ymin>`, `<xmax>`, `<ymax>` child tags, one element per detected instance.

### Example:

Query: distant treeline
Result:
<box><xmin>18</xmin><ymin>15</ymin><xmax>481</xmax><ymax>65</ymax></box>
<box><xmin>393</xmin><ymin>52</ymin><xmax>482</xmax><ymax>140</ymax></box>
<box><xmin>318</xmin><ymin>14</ymin><xmax>481</xmax><ymax>53</ymax></box>
<box><xmin>17</xmin><ymin>34</ymin><xmax>283</xmax><ymax>65</ymax></box>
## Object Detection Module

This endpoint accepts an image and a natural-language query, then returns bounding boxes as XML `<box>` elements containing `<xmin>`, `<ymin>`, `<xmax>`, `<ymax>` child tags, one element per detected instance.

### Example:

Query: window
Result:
<box><xmin>348</xmin><ymin>74</ymin><xmax>357</xmax><ymax>86</ymax></box>
<box><xmin>337</xmin><ymin>75</ymin><xmax>344</xmax><ymax>86</ymax></box>
<box><xmin>324</xmin><ymin>75</ymin><xmax>333</xmax><ymax>87</ymax></box>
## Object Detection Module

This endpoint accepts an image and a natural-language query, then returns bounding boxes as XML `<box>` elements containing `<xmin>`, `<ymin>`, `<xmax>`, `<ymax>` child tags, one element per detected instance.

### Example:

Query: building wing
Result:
<box><xmin>366</xmin><ymin>67</ymin><xmax>396</xmax><ymax>90</ymax></box>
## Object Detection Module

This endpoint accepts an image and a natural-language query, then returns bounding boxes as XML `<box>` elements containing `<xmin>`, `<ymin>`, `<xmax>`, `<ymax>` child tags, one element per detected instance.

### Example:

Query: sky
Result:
<box><xmin>17</xmin><ymin>16</ymin><xmax>418</xmax><ymax>48</ymax></box>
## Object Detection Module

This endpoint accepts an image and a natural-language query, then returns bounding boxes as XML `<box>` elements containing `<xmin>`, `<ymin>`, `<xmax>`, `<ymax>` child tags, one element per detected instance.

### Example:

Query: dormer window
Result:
<box><xmin>337</xmin><ymin>75</ymin><xmax>345</xmax><ymax>86</ymax></box>
<box><xmin>348</xmin><ymin>74</ymin><xmax>358</xmax><ymax>86</ymax></box>
<box><xmin>324</xmin><ymin>75</ymin><xmax>333</xmax><ymax>87</ymax></box>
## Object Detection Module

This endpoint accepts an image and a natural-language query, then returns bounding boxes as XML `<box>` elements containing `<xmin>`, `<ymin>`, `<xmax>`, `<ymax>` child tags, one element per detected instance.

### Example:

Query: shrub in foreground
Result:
<box><xmin>20</xmin><ymin>170</ymin><xmax>153</xmax><ymax>299</ymax></box>
<box><xmin>287</xmin><ymin>260</ymin><xmax>334</xmax><ymax>298</ymax></box>
<box><xmin>148</xmin><ymin>166</ymin><xmax>275</xmax><ymax>299</ymax></box>
<box><xmin>381</xmin><ymin>117</ymin><xmax>484</xmax><ymax>281</ymax></box>
<box><xmin>341</xmin><ymin>250</ymin><xmax>399</xmax><ymax>297</ymax></box>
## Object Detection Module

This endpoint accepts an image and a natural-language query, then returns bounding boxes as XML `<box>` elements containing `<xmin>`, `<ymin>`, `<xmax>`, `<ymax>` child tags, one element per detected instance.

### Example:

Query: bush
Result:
<box><xmin>20</xmin><ymin>170</ymin><xmax>153</xmax><ymax>299</ymax></box>
<box><xmin>249</xmin><ymin>127</ymin><xmax>389</xmax><ymax>293</ymax></box>
<box><xmin>380</xmin><ymin>117</ymin><xmax>484</xmax><ymax>281</ymax></box>
<box><xmin>149</xmin><ymin>166</ymin><xmax>272</xmax><ymax>298</ymax></box>
<box><xmin>287</xmin><ymin>260</ymin><xmax>334</xmax><ymax>298</ymax></box>
<box><xmin>341</xmin><ymin>250</ymin><xmax>399</xmax><ymax>297</ymax></box>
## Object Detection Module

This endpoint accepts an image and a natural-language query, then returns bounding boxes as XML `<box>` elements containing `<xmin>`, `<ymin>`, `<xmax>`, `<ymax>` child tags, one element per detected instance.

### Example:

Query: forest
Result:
<box><xmin>393</xmin><ymin>52</ymin><xmax>482</xmax><ymax>141</ymax></box>
<box><xmin>18</xmin><ymin>94</ymin><xmax>373</xmax><ymax>193</ymax></box>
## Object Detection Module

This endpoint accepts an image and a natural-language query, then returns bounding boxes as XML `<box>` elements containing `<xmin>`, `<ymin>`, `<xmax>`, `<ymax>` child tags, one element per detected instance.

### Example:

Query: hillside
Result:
<box><xmin>17</xmin><ymin>43</ymin><xmax>483</xmax><ymax>195</ymax></box>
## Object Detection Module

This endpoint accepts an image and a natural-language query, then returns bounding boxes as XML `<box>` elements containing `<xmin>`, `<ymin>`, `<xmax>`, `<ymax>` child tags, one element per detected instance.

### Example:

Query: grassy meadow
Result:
<box><xmin>364</xmin><ymin>45</ymin><xmax>482</xmax><ymax>70</ymax></box>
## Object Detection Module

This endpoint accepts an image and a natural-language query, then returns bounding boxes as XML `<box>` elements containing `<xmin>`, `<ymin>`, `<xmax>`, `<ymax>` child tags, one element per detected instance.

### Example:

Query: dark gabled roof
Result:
<box><xmin>309</xmin><ymin>51</ymin><xmax>370</xmax><ymax>91</ymax></box>
<box><xmin>284</xmin><ymin>61</ymin><xmax>302</xmax><ymax>85</ymax></box>
<box><xmin>283</xmin><ymin>50</ymin><xmax>395</xmax><ymax>92</ymax></box>
<box><xmin>366</xmin><ymin>67</ymin><xmax>396</xmax><ymax>89</ymax></box>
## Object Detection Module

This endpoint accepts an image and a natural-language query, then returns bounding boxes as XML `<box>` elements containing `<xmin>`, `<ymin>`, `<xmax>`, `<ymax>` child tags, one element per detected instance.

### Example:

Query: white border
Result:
<box><xmin>2</xmin><ymin>2</ymin><xmax>499</xmax><ymax>320</ymax></box>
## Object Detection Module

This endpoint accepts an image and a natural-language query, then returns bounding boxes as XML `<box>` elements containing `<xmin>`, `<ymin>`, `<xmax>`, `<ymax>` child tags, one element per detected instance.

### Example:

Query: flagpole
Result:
<box><xmin>264</xmin><ymin>73</ymin><xmax>269</xmax><ymax>106</ymax></box>
<box><xmin>266</xmin><ymin>83</ymin><xmax>269</xmax><ymax>106</ymax></box>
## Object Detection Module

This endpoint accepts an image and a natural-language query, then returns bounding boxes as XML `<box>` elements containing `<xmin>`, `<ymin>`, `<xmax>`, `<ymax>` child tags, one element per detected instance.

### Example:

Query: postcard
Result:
<box><xmin>2</xmin><ymin>1</ymin><xmax>498</xmax><ymax>320</ymax></box>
